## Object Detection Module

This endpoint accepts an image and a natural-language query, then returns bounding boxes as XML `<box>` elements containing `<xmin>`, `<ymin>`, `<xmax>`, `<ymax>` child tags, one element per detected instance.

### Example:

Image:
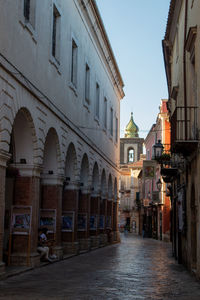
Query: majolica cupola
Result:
<box><xmin>125</xmin><ymin>112</ymin><xmax>139</xmax><ymax>138</ymax></box>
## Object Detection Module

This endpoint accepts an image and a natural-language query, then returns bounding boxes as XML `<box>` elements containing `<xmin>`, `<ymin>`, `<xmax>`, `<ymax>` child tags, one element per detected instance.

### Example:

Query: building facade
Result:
<box><xmin>119</xmin><ymin>113</ymin><xmax>144</xmax><ymax>233</ymax></box>
<box><xmin>163</xmin><ymin>0</ymin><xmax>200</xmax><ymax>277</ymax></box>
<box><xmin>0</xmin><ymin>0</ymin><xmax>124</xmax><ymax>274</ymax></box>
<box><xmin>143</xmin><ymin>100</ymin><xmax>171</xmax><ymax>241</ymax></box>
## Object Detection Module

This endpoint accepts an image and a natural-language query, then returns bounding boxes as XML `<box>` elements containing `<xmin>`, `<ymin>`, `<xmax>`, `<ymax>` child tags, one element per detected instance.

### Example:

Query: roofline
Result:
<box><xmin>91</xmin><ymin>0</ymin><xmax>125</xmax><ymax>89</ymax></box>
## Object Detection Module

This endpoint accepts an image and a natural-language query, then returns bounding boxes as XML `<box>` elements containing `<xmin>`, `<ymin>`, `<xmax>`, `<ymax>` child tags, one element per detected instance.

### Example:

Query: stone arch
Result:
<box><xmin>65</xmin><ymin>142</ymin><xmax>78</xmax><ymax>184</ymax></box>
<box><xmin>100</xmin><ymin>169</ymin><xmax>106</xmax><ymax>197</ymax></box>
<box><xmin>9</xmin><ymin>107</ymin><xmax>38</xmax><ymax>165</ymax></box>
<box><xmin>108</xmin><ymin>174</ymin><xmax>113</xmax><ymax>200</ymax></box>
<box><xmin>80</xmin><ymin>153</ymin><xmax>89</xmax><ymax>188</ymax></box>
<box><xmin>43</xmin><ymin>127</ymin><xmax>61</xmax><ymax>176</ymax></box>
<box><xmin>92</xmin><ymin>162</ymin><xmax>99</xmax><ymax>193</ymax></box>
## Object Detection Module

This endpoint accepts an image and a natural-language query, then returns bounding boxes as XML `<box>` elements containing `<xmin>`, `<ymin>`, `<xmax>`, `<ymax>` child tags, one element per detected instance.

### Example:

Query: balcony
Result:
<box><xmin>171</xmin><ymin>106</ymin><xmax>198</xmax><ymax>156</ymax></box>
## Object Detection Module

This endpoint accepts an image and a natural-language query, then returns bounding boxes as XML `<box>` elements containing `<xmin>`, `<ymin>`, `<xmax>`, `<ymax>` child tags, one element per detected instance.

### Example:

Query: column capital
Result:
<box><xmin>11</xmin><ymin>163</ymin><xmax>42</xmax><ymax>178</ymax></box>
<box><xmin>41</xmin><ymin>173</ymin><xmax>64</xmax><ymax>185</ymax></box>
<box><xmin>0</xmin><ymin>150</ymin><xmax>11</xmax><ymax>168</ymax></box>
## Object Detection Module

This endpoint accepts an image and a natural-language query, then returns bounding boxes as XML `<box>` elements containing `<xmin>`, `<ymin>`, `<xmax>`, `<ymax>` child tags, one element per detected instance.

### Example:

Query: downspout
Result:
<box><xmin>183</xmin><ymin>0</ymin><xmax>188</xmax><ymax>140</ymax></box>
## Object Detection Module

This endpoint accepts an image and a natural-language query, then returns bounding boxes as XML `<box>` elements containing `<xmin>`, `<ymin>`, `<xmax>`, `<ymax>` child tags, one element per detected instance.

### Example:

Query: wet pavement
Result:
<box><xmin>0</xmin><ymin>234</ymin><xmax>200</xmax><ymax>299</ymax></box>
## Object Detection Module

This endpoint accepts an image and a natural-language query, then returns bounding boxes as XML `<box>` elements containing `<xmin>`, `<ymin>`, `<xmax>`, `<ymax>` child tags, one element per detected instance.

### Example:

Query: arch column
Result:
<box><xmin>9</xmin><ymin>163</ymin><xmax>41</xmax><ymax>267</ymax></box>
<box><xmin>41</xmin><ymin>174</ymin><xmax>63</xmax><ymax>259</ymax></box>
<box><xmin>62</xmin><ymin>182</ymin><xmax>79</xmax><ymax>255</ymax></box>
<box><xmin>107</xmin><ymin>198</ymin><xmax>114</xmax><ymax>243</ymax></box>
<box><xmin>0</xmin><ymin>151</ymin><xmax>10</xmax><ymax>274</ymax></box>
<box><xmin>78</xmin><ymin>187</ymin><xmax>91</xmax><ymax>252</ymax></box>
<box><xmin>99</xmin><ymin>195</ymin><xmax>108</xmax><ymax>246</ymax></box>
<box><xmin>90</xmin><ymin>192</ymin><xmax>100</xmax><ymax>249</ymax></box>
<box><xmin>113</xmin><ymin>199</ymin><xmax>120</xmax><ymax>242</ymax></box>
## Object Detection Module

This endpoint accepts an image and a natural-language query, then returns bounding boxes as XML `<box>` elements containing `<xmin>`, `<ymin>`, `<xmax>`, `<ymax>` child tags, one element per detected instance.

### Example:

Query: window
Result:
<box><xmin>95</xmin><ymin>83</ymin><xmax>100</xmax><ymax>119</ymax></box>
<box><xmin>85</xmin><ymin>64</ymin><xmax>90</xmax><ymax>104</ymax></box>
<box><xmin>128</xmin><ymin>148</ymin><xmax>134</xmax><ymax>163</ymax></box>
<box><xmin>115</xmin><ymin>117</ymin><xmax>118</xmax><ymax>143</ymax></box>
<box><xmin>71</xmin><ymin>39</ymin><xmax>78</xmax><ymax>87</ymax></box>
<box><xmin>24</xmin><ymin>0</ymin><xmax>30</xmax><ymax>20</ymax></box>
<box><xmin>23</xmin><ymin>0</ymin><xmax>36</xmax><ymax>28</ymax></box>
<box><xmin>110</xmin><ymin>108</ymin><xmax>113</xmax><ymax>136</ymax></box>
<box><xmin>52</xmin><ymin>5</ymin><xmax>61</xmax><ymax>62</ymax></box>
<box><xmin>103</xmin><ymin>98</ymin><xmax>107</xmax><ymax>129</ymax></box>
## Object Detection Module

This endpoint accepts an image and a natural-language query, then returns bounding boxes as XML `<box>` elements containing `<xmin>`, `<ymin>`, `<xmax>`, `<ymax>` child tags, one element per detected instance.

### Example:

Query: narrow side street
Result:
<box><xmin>0</xmin><ymin>235</ymin><xmax>200</xmax><ymax>300</ymax></box>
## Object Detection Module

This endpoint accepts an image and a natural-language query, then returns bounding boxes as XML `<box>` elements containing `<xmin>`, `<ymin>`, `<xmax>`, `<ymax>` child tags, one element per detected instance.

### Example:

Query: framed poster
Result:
<box><xmin>99</xmin><ymin>215</ymin><xmax>105</xmax><ymax>230</ymax></box>
<box><xmin>62</xmin><ymin>211</ymin><xmax>74</xmax><ymax>232</ymax></box>
<box><xmin>90</xmin><ymin>215</ymin><xmax>97</xmax><ymax>230</ymax></box>
<box><xmin>39</xmin><ymin>209</ymin><xmax>56</xmax><ymax>233</ymax></box>
<box><xmin>78</xmin><ymin>213</ymin><xmax>87</xmax><ymax>231</ymax></box>
<box><xmin>10</xmin><ymin>206</ymin><xmax>32</xmax><ymax>235</ymax></box>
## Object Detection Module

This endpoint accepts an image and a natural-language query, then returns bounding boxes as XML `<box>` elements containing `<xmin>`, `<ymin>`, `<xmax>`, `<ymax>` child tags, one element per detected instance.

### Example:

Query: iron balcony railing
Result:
<box><xmin>171</xmin><ymin>106</ymin><xmax>198</xmax><ymax>146</ymax></box>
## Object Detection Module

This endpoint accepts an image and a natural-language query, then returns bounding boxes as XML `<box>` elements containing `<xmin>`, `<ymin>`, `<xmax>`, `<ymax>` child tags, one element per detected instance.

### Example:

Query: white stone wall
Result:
<box><xmin>0</xmin><ymin>0</ymin><xmax>124</xmax><ymax>187</ymax></box>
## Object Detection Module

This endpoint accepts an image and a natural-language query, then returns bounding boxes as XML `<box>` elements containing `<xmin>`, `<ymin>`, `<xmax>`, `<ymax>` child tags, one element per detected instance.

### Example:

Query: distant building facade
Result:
<box><xmin>0</xmin><ymin>0</ymin><xmax>124</xmax><ymax>274</ymax></box>
<box><xmin>119</xmin><ymin>113</ymin><xmax>144</xmax><ymax>233</ymax></box>
<box><xmin>143</xmin><ymin>100</ymin><xmax>171</xmax><ymax>241</ymax></box>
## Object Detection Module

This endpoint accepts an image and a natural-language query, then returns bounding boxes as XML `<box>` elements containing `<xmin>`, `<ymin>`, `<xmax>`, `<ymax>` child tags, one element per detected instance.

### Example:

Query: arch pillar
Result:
<box><xmin>113</xmin><ymin>199</ymin><xmax>120</xmax><ymax>242</ymax></box>
<box><xmin>90</xmin><ymin>192</ymin><xmax>100</xmax><ymax>249</ymax></box>
<box><xmin>41</xmin><ymin>175</ymin><xmax>64</xmax><ymax>259</ymax></box>
<box><xmin>0</xmin><ymin>151</ymin><xmax>10</xmax><ymax>274</ymax></box>
<box><xmin>9</xmin><ymin>163</ymin><xmax>41</xmax><ymax>267</ymax></box>
<box><xmin>62</xmin><ymin>182</ymin><xmax>79</xmax><ymax>255</ymax></box>
<box><xmin>107</xmin><ymin>198</ymin><xmax>114</xmax><ymax>243</ymax></box>
<box><xmin>99</xmin><ymin>195</ymin><xmax>108</xmax><ymax>246</ymax></box>
<box><xmin>78</xmin><ymin>187</ymin><xmax>91</xmax><ymax>252</ymax></box>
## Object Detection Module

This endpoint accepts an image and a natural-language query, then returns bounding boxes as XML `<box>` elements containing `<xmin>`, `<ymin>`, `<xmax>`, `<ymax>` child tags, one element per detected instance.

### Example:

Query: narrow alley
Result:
<box><xmin>0</xmin><ymin>235</ymin><xmax>200</xmax><ymax>300</ymax></box>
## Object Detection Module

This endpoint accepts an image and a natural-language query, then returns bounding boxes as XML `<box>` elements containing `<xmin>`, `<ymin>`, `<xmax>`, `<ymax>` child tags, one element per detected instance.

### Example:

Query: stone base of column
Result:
<box><xmin>78</xmin><ymin>238</ymin><xmax>90</xmax><ymax>253</ymax></box>
<box><xmin>90</xmin><ymin>235</ymin><xmax>100</xmax><ymax>249</ymax></box>
<box><xmin>62</xmin><ymin>242</ymin><xmax>79</xmax><ymax>256</ymax></box>
<box><xmin>99</xmin><ymin>233</ymin><xmax>108</xmax><ymax>247</ymax></box>
<box><xmin>52</xmin><ymin>246</ymin><xmax>63</xmax><ymax>260</ymax></box>
<box><xmin>113</xmin><ymin>231</ymin><xmax>121</xmax><ymax>243</ymax></box>
<box><xmin>162</xmin><ymin>233</ymin><xmax>170</xmax><ymax>242</ymax></box>
<box><xmin>0</xmin><ymin>261</ymin><xmax>5</xmax><ymax>275</ymax></box>
<box><xmin>10</xmin><ymin>252</ymin><xmax>40</xmax><ymax>267</ymax></box>
<box><xmin>108</xmin><ymin>231</ymin><xmax>114</xmax><ymax>244</ymax></box>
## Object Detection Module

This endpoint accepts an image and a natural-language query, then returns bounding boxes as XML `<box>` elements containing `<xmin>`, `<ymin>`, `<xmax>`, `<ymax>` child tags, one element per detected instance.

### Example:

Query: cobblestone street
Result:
<box><xmin>0</xmin><ymin>234</ymin><xmax>200</xmax><ymax>300</ymax></box>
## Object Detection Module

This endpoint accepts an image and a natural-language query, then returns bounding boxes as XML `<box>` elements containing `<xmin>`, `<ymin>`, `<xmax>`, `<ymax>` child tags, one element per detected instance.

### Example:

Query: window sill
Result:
<box><xmin>49</xmin><ymin>55</ymin><xmax>61</xmax><ymax>75</ymax></box>
<box><xmin>19</xmin><ymin>19</ymin><xmax>37</xmax><ymax>44</ymax></box>
<box><xmin>83</xmin><ymin>102</ymin><xmax>90</xmax><ymax>112</ymax></box>
<box><xmin>68</xmin><ymin>82</ymin><xmax>78</xmax><ymax>97</ymax></box>
<box><xmin>94</xmin><ymin>116</ymin><xmax>100</xmax><ymax>125</ymax></box>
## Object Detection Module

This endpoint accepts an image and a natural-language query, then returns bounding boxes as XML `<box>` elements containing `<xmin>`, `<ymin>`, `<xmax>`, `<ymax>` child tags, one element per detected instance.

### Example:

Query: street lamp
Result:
<box><xmin>153</xmin><ymin>140</ymin><xmax>164</xmax><ymax>160</ymax></box>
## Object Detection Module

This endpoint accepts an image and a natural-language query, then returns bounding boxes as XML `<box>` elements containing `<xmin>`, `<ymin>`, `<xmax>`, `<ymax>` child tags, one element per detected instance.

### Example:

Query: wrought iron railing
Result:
<box><xmin>171</xmin><ymin>106</ymin><xmax>198</xmax><ymax>144</ymax></box>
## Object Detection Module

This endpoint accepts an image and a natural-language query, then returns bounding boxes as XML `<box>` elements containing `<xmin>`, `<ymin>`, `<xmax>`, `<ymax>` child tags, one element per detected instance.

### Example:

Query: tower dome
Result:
<box><xmin>125</xmin><ymin>112</ymin><xmax>139</xmax><ymax>138</ymax></box>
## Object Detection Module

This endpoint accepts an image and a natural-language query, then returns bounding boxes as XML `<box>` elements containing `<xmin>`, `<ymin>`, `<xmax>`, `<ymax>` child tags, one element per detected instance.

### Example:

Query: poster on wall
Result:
<box><xmin>99</xmin><ymin>215</ymin><xmax>105</xmax><ymax>229</ymax></box>
<box><xmin>143</xmin><ymin>160</ymin><xmax>156</xmax><ymax>179</ymax></box>
<box><xmin>62</xmin><ymin>212</ymin><xmax>74</xmax><ymax>232</ymax></box>
<box><xmin>78</xmin><ymin>213</ymin><xmax>87</xmax><ymax>231</ymax></box>
<box><xmin>39</xmin><ymin>209</ymin><xmax>56</xmax><ymax>233</ymax></box>
<box><xmin>90</xmin><ymin>215</ymin><xmax>97</xmax><ymax>230</ymax></box>
<box><xmin>12</xmin><ymin>214</ymin><xmax>30</xmax><ymax>229</ymax></box>
<box><xmin>10</xmin><ymin>206</ymin><xmax>32</xmax><ymax>235</ymax></box>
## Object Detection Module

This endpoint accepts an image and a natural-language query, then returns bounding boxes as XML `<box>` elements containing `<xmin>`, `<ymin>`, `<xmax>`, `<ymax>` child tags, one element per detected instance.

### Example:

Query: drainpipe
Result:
<box><xmin>183</xmin><ymin>0</ymin><xmax>188</xmax><ymax>140</ymax></box>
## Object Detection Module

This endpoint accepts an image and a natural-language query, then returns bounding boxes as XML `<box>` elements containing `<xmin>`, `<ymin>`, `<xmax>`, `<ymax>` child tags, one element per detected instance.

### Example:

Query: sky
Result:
<box><xmin>96</xmin><ymin>0</ymin><xmax>171</xmax><ymax>138</ymax></box>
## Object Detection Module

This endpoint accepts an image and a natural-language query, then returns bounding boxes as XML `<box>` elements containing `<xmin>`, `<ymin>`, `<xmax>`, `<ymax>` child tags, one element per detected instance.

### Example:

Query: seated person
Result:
<box><xmin>37</xmin><ymin>228</ymin><xmax>52</xmax><ymax>262</ymax></box>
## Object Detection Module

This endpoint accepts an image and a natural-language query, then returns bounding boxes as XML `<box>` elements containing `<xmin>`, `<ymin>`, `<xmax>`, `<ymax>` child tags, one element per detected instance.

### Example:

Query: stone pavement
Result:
<box><xmin>0</xmin><ymin>234</ymin><xmax>200</xmax><ymax>300</ymax></box>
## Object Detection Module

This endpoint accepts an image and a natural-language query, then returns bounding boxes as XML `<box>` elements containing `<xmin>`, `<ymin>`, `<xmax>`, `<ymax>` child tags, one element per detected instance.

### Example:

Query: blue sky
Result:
<box><xmin>96</xmin><ymin>0</ymin><xmax>171</xmax><ymax>138</ymax></box>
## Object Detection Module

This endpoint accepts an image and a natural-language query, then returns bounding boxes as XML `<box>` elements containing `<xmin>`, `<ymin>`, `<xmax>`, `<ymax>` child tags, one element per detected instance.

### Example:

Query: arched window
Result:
<box><xmin>128</xmin><ymin>148</ymin><xmax>134</xmax><ymax>163</ymax></box>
